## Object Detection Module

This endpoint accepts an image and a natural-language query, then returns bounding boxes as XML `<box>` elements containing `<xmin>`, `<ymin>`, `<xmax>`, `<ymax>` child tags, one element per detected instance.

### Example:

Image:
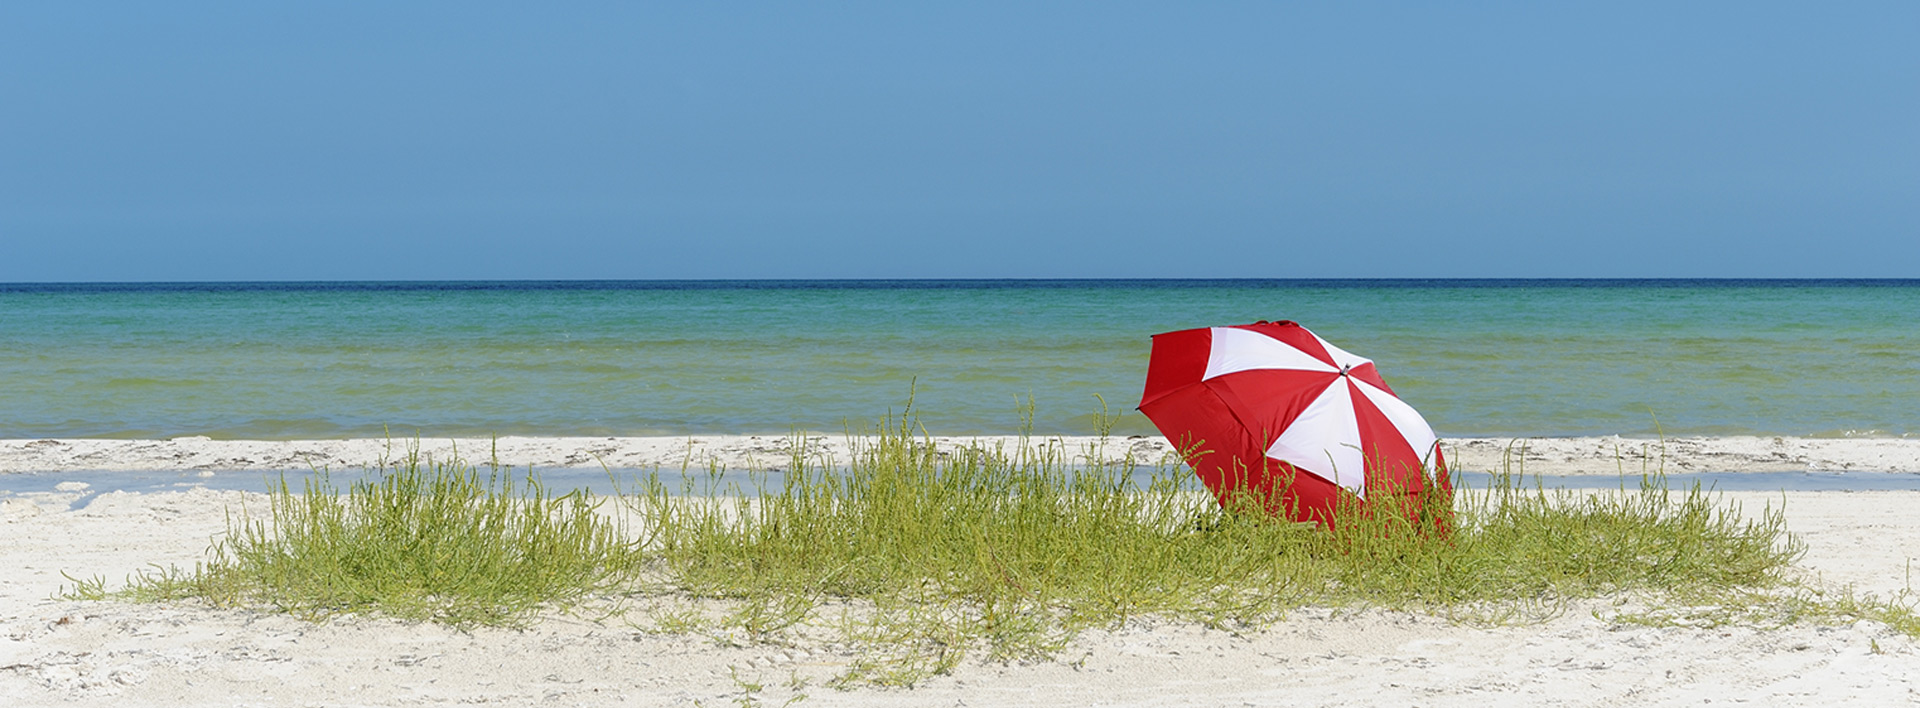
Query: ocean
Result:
<box><xmin>1</xmin><ymin>280</ymin><xmax>1915</xmax><ymax>440</ymax></box>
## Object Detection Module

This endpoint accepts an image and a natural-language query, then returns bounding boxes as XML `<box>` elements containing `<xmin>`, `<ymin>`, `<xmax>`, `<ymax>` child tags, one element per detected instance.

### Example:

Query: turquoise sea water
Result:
<box><xmin>1</xmin><ymin>280</ymin><xmax>1915</xmax><ymax>440</ymax></box>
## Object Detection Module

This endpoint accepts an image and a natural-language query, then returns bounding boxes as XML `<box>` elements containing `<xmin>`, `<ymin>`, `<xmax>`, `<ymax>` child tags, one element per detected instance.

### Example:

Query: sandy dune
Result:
<box><xmin>1</xmin><ymin>480</ymin><xmax>1917</xmax><ymax>705</ymax></box>
<box><xmin>4</xmin><ymin>436</ymin><xmax>1919</xmax><ymax>705</ymax></box>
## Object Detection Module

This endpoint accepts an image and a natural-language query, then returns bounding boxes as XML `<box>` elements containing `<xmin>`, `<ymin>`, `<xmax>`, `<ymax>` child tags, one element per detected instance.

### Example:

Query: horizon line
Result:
<box><xmin>6</xmin><ymin>276</ymin><xmax>1920</xmax><ymax>288</ymax></box>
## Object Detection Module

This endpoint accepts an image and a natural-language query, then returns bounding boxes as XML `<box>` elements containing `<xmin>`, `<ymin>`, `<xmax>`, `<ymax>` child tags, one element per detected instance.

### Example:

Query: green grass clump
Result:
<box><xmin>627</xmin><ymin>414</ymin><xmax>1813</xmax><ymax>678</ymax></box>
<box><xmin>101</xmin><ymin>452</ymin><xmax>635</xmax><ymax>626</ymax></box>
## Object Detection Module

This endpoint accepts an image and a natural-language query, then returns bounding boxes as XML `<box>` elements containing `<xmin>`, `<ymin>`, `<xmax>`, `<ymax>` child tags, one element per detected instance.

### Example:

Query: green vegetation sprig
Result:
<box><xmin>99</xmin><ymin>452</ymin><xmax>633</xmax><ymax>626</ymax></box>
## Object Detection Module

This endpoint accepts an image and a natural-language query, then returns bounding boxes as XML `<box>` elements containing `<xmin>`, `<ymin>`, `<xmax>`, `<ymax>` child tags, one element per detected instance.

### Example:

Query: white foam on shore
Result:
<box><xmin>2</xmin><ymin>434</ymin><xmax>1918</xmax><ymax>476</ymax></box>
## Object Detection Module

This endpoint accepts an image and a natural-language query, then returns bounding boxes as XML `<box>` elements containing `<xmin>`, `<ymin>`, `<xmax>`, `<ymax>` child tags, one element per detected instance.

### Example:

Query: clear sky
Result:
<box><xmin>3</xmin><ymin>3</ymin><xmax>1915</xmax><ymax>281</ymax></box>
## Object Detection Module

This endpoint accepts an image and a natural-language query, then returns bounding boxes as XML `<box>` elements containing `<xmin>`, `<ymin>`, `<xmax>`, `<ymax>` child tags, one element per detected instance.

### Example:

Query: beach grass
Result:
<box><xmin>70</xmin><ymin>457</ymin><xmax>635</xmax><ymax>626</ymax></box>
<box><xmin>624</xmin><ymin>414</ymin><xmax>1817</xmax><ymax>682</ymax></box>
<box><xmin>68</xmin><ymin>410</ymin><xmax>1920</xmax><ymax>685</ymax></box>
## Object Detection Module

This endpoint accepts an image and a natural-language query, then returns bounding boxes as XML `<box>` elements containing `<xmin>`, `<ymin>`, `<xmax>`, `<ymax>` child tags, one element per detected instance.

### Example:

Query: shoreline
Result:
<box><xmin>2</xmin><ymin>434</ymin><xmax>1918</xmax><ymax>476</ymax></box>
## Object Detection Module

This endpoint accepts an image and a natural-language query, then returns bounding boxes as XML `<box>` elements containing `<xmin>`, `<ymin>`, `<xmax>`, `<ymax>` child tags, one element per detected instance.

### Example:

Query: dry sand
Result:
<box><xmin>3</xmin><ymin>436</ymin><xmax>1919</xmax><ymax>706</ymax></box>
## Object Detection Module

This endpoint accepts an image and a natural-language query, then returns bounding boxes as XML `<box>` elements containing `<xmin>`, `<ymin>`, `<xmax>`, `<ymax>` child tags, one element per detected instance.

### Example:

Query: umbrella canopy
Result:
<box><xmin>1138</xmin><ymin>320</ymin><xmax>1446</xmax><ymax>524</ymax></box>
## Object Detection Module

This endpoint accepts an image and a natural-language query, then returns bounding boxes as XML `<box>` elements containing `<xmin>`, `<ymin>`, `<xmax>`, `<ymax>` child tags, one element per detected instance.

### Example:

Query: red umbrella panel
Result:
<box><xmin>1138</xmin><ymin>321</ymin><xmax>1446</xmax><ymax>523</ymax></box>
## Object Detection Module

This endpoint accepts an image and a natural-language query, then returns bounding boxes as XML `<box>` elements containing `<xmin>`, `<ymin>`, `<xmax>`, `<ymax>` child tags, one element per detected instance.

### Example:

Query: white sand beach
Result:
<box><xmin>4</xmin><ymin>437</ymin><xmax>1919</xmax><ymax>706</ymax></box>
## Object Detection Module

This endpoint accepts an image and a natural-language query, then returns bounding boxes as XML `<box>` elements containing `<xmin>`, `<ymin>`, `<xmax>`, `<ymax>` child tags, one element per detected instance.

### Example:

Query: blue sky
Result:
<box><xmin>3</xmin><ymin>3</ymin><xmax>1914</xmax><ymax>281</ymax></box>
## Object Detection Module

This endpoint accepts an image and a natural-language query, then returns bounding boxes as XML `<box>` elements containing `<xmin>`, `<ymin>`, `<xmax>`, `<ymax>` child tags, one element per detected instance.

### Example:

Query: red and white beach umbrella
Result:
<box><xmin>1138</xmin><ymin>320</ymin><xmax>1446</xmax><ymax>524</ymax></box>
